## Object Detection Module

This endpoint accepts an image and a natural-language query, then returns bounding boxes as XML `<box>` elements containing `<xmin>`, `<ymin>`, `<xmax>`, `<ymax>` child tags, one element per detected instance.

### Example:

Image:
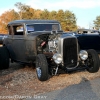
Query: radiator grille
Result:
<box><xmin>63</xmin><ymin>38</ymin><xmax>78</xmax><ymax>68</ymax></box>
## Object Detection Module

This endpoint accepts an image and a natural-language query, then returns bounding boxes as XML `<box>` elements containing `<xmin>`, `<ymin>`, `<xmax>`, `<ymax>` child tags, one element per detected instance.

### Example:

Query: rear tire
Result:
<box><xmin>86</xmin><ymin>49</ymin><xmax>99</xmax><ymax>73</ymax></box>
<box><xmin>0</xmin><ymin>46</ymin><xmax>9</xmax><ymax>70</ymax></box>
<box><xmin>36</xmin><ymin>54</ymin><xmax>49</xmax><ymax>81</ymax></box>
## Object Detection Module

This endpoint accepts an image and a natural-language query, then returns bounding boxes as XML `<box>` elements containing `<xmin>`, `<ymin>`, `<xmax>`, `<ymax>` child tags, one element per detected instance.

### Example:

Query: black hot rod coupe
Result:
<box><xmin>0</xmin><ymin>20</ymin><xmax>99</xmax><ymax>81</ymax></box>
<box><xmin>74</xmin><ymin>29</ymin><xmax>100</xmax><ymax>54</ymax></box>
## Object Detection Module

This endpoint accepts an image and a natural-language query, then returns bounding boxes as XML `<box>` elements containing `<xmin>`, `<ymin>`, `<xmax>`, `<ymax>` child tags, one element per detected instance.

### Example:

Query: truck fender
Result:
<box><xmin>6</xmin><ymin>44</ymin><xmax>16</xmax><ymax>60</ymax></box>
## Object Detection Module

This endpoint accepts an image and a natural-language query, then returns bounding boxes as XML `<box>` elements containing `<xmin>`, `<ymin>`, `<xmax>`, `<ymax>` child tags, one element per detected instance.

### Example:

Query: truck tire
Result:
<box><xmin>86</xmin><ymin>49</ymin><xmax>99</xmax><ymax>73</ymax></box>
<box><xmin>0</xmin><ymin>46</ymin><xmax>9</xmax><ymax>69</ymax></box>
<box><xmin>36</xmin><ymin>54</ymin><xmax>49</xmax><ymax>81</ymax></box>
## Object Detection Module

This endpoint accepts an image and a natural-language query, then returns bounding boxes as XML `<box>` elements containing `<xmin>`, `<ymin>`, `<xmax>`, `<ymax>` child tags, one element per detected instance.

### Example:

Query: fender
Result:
<box><xmin>5</xmin><ymin>44</ymin><xmax>16</xmax><ymax>60</ymax></box>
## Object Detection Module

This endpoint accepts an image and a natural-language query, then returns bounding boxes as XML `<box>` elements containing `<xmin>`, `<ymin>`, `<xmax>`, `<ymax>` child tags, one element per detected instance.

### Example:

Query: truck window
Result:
<box><xmin>26</xmin><ymin>24</ymin><xmax>60</xmax><ymax>33</ymax></box>
<box><xmin>13</xmin><ymin>25</ymin><xmax>24</xmax><ymax>35</ymax></box>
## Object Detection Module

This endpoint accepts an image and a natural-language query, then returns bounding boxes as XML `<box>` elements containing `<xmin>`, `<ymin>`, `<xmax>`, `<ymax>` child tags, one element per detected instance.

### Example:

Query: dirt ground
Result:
<box><xmin>0</xmin><ymin>63</ymin><xmax>100</xmax><ymax>100</ymax></box>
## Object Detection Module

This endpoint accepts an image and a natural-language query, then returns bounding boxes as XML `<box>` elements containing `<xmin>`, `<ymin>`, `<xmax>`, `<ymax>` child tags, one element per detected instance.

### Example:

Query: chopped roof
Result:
<box><xmin>8</xmin><ymin>19</ymin><xmax>60</xmax><ymax>25</ymax></box>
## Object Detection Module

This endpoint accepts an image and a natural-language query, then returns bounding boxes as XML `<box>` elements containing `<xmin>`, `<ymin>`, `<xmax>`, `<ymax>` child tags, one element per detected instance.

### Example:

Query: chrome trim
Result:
<box><xmin>58</xmin><ymin>35</ymin><xmax>79</xmax><ymax>69</ymax></box>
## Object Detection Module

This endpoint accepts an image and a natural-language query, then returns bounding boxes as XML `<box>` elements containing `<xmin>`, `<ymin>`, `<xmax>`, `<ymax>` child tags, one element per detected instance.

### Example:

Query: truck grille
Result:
<box><xmin>63</xmin><ymin>38</ymin><xmax>78</xmax><ymax>68</ymax></box>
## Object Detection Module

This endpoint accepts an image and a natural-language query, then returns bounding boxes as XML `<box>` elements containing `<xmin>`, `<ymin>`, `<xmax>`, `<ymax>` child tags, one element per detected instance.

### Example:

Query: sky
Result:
<box><xmin>0</xmin><ymin>0</ymin><xmax>100</xmax><ymax>28</ymax></box>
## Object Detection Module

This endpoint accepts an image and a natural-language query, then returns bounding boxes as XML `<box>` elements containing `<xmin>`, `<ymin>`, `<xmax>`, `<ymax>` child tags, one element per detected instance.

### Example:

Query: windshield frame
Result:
<box><xmin>25</xmin><ymin>23</ymin><xmax>61</xmax><ymax>33</ymax></box>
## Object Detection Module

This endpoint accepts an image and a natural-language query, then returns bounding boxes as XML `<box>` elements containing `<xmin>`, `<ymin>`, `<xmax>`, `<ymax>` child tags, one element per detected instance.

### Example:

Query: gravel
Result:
<box><xmin>0</xmin><ymin>62</ymin><xmax>100</xmax><ymax>100</ymax></box>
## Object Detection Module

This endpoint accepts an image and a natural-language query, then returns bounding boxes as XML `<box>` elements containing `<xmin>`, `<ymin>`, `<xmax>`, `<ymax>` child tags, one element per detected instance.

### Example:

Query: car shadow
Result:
<box><xmin>0</xmin><ymin>63</ymin><xmax>25</xmax><ymax>76</ymax></box>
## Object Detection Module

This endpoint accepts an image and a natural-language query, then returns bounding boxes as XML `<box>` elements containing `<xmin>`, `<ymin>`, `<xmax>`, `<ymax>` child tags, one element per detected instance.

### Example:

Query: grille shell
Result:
<box><xmin>63</xmin><ymin>37</ymin><xmax>78</xmax><ymax>68</ymax></box>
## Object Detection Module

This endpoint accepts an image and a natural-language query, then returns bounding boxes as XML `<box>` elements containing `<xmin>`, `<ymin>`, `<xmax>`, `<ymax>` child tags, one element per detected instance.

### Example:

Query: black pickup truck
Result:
<box><xmin>0</xmin><ymin>20</ymin><xmax>99</xmax><ymax>81</ymax></box>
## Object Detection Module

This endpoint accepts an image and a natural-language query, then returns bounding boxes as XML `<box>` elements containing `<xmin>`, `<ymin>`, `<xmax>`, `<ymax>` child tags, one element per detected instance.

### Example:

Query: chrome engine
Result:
<box><xmin>48</xmin><ymin>39</ymin><xmax>58</xmax><ymax>53</ymax></box>
<box><xmin>48</xmin><ymin>34</ymin><xmax>60</xmax><ymax>53</ymax></box>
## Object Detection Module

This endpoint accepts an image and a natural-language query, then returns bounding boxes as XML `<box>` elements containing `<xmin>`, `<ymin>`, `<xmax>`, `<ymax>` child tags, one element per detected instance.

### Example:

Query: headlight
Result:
<box><xmin>79</xmin><ymin>50</ymin><xmax>88</xmax><ymax>60</ymax></box>
<box><xmin>53</xmin><ymin>53</ymin><xmax>62</xmax><ymax>64</ymax></box>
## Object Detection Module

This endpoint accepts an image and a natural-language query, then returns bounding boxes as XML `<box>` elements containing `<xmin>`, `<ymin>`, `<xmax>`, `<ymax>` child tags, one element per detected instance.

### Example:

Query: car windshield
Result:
<box><xmin>26</xmin><ymin>24</ymin><xmax>60</xmax><ymax>33</ymax></box>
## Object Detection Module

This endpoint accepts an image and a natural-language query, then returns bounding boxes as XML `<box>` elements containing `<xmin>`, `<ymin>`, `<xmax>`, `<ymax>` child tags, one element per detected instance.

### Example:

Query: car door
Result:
<box><xmin>7</xmin><ymin>25</ymin><xmax>27</xmax><ymax>62</ymax></box>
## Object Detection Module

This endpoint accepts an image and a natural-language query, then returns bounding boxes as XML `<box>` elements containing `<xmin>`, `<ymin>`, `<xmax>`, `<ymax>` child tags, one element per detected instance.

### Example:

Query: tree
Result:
<box><xmin>40</xmin><ymin>9</ymin><xmax>50</xmax><ymax>19</ymax></box>
<box><xmin>56</xmin><ymin>10</ymin><xmax>65</xmax><ymax>22</ymax></box>
<box><xmin>15</xmin><ymin>2</ymin><xmax>25</xmax><ymax>19</ymax></box>
<box><xmin>15</xmin><ymin>3</ymin><xmax>77</xmax><ymax>31</ymax></box>
<box><xmin>64</xmin><ymin>10</ymin><xmax>77</xmax><ymax>31</ymax></box>
<box><xmin>32</xmin><ymin>9</ymin><xmax>42</xmax><ymax>19</ymax></box>
<box><xmin>94</xmin><ymin>16</ymin><xmax>100</xmax><ymax>30</ymax></box>
<box><xmin>56</xmin><ymin>10</ymin><xmax>77</xmax><ymax>31</ymax></box>
<box><xmin>15</xmin><ymin>2</ymin><xmax>34</xmax><ymax>19</ymax></box>
<box><xmin>49</xmin><ymin>11</ymin><xmax>57</xmax><ymax>20</ymax></box>
<box><xmin>0</xmin><ymin>9</ymin><xmax>19</xmax><ymax>33</ymax></box>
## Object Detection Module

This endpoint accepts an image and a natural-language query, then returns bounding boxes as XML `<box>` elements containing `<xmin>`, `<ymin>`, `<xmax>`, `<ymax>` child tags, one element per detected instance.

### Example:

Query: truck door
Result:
<box><xmin>8</xmin><ymin>25</ymin><xmax>27</xmax><ymax>62</ymax></box>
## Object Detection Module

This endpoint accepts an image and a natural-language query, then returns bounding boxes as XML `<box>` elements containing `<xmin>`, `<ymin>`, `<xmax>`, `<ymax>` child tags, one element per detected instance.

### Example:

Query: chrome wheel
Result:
<box><xmin>36</xmin><ymin>54</ymin><xmax>49</xmax><ymax>81</ymax></box>
<box><xmin>36</xmin><ymin>67</ymin><xmax>42</xmax><ymax>78</ymax></box>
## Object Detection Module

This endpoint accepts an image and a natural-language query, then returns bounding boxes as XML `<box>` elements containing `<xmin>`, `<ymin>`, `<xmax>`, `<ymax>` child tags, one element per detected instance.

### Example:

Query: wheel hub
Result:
<box><xmin>36</xmin><ymin>67</ymin><xmax>42</xmax><ymax>78</ymax></box>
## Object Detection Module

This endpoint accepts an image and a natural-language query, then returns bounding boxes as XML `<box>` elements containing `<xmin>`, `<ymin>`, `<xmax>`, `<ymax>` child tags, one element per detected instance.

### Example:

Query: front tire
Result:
<box><xmin>86</xmin><ymin>49</ymin><xmax>99</xmax><ymax>73</ymax></box>
<box><xmin>36</xmin><ymin>54</ymin><xmax>49</xmax><ymax>81</ymax></box>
